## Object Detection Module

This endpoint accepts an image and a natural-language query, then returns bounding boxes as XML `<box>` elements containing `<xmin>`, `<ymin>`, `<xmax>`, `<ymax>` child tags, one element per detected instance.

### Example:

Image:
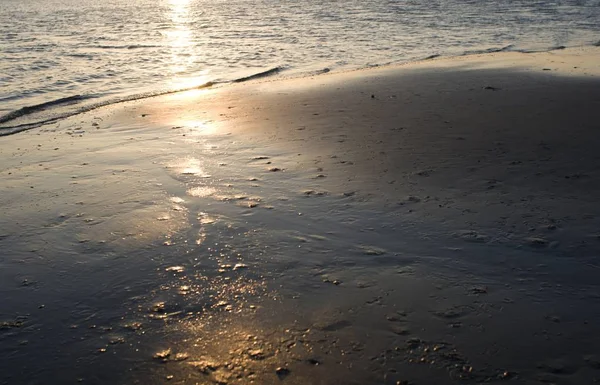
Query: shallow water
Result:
<box><xmin>1</xmin><ymin>0</ymin><xmax>599</xmax><ymax>131</ymax></box>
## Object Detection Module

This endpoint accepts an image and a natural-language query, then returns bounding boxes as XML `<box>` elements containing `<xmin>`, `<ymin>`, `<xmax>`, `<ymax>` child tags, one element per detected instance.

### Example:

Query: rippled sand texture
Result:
<box><xmin>1</xmin><ymin>48</ymin><xmax>600</xmax><ymax>384</ymax></box>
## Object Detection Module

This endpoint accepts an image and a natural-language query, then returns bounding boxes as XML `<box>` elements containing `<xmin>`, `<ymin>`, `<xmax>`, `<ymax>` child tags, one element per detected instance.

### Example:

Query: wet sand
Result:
<box><xmin>2</xmin><ymin>46</ymin><xmax>600</xmax><ymax>385</ymax></box>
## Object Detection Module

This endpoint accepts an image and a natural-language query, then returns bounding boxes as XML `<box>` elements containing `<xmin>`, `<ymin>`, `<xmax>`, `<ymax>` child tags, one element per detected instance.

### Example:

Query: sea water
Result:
<box><xmin>0</xmin><ymin>0</ymin><xmax>598</xmax><ymax>133</ymax></box>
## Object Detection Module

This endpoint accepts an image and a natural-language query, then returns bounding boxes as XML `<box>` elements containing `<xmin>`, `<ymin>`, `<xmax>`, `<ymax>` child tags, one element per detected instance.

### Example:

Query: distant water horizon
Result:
<box><xmin>1</xmin><ymin>0</ymin><xmax>598</xmax><ymax>134</ymax></box>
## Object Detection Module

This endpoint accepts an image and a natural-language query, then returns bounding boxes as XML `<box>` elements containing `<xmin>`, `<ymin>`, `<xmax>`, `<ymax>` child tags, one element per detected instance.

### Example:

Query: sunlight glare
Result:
<box><xmin>165</xmin><ymin>0</ymin><xmax>201</xmax><ymax>89</ymax></box>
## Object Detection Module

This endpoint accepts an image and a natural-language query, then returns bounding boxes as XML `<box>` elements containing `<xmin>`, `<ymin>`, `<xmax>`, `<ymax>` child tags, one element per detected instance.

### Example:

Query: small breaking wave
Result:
<box><xmin>1</xmin><ymin>37</ymin><xmax>597</xmax><ymax>137</ymax></box>
<box><xmin>416</xmin><ymin>42</ymin><xmax>597</xmax><ymax>65</ymax></box>
<box><xmin>0</xmin><ymin>95</ymin><xmax>93</xmax><ymax>126</ymax></box>
<box><xmin>422</xmin><ymin>54</ymin><xmax>441</xmax><ymax>60</ymax></box>
<box><xmin>461</xmin><ymin>44</ymin><xmax>515</xmax><ymax>56</ymax></box>
<box><xmin>0</xmin><ymin>66</ymin><xmax>286</xmax><ymax>136</ymax></box>
<box><xmin>0</xmin><ymin>85</ymin><xmax>215</xmax><ymax>136</ymax></box>
<box><xmin>232</xmin><ymin>66</ymin><xmax>285</xmax><ymax>83</ymax></box>
<box><xmin>518</xmin><ymin>45</ymin><xmax>566</xmax><ymax>54</ymax></box>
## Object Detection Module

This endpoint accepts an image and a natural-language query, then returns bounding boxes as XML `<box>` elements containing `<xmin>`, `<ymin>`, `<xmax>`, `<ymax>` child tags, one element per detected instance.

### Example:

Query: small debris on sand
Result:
<box><xmin>275</xmin><ymin>367</ymin><xmax>290</xmax><ymax>379</ymax></box>
<box><xmin>247</xmin><ymin>349</ymin><xmax>266</xmax><ymax>360</ymax></box>
<box><xmin>174</xmin><ymin>352</ymin><xmax>190</xmax><ymax>361</ymax></box>
<box><xmin>469</xmin><ymin>286</ymin><xmax>488</xmax><ymax>294</ymax></box>
<box><xmin>323</xmin><ymin>278</ymin><xmax>342</xmax><ymax>285</ymax></box>
<box><xmin>525</xmin><ymin>237</ymin><xmax>548</xmax><ymax>247</ymax></box>
<box><xmin>153</xmin><ymin>348</ymin><xmax>171</xmax><ymax>360</ymax></box>
<box><xmin>307</xmin><ymin>358</ymin><xmax>322</xmax><ymax>366</ymax></box>
<box><xmin>165</xmin><ymin>266</ymin><xmax>185</xmax><ymax>273</ymax></box>
<box><xmin>188</xmin><ymin>360</ymin><xmax>219</xmax><ymax>374</ymax></box>
<box><xmin>233</xmin><ymin>263</ymin><xmax>248</xmax><ymax>270</ymax></box>
<box><xmin>358</xmin><ymin>246</ymin><xmax>386</xmax><ymax>255</ymax></box>
<box><xmin>0</xmin><ymin>317</ymin><xmax>26</xmax><ymax>329</ymax></box>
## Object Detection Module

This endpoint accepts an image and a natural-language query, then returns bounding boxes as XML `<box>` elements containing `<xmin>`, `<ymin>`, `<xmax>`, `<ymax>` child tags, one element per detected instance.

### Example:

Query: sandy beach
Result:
<box><xmin>2</xmin><ymin>46</ymin><xmax>600</xmax><ymax>385</ymax></box>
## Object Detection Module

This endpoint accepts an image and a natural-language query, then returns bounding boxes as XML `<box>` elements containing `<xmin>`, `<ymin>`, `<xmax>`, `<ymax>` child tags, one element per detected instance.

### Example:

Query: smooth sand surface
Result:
<box><xmin>1</xmin><ymin>46</ymin><xmax>600</xmax><ymax>385</ymax></box>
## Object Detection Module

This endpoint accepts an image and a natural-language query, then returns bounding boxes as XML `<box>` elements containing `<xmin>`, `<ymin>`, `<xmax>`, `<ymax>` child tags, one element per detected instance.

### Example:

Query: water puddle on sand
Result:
<box><xmin>3</xmin><ymin>125</ymin><xmax>600</xmax><ymax>385</ymax></box>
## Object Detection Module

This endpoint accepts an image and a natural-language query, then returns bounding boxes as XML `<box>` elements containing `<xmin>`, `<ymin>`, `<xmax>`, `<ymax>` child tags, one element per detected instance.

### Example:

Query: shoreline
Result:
<box><xmin>2</xmin><ymin>46</ymin><xmax>600</xmax><ymax>384</ymax></box>
<box><xmin>2</xmin><ymin>44</ymin><xmax>599</xmax><ymax>136</ymax></box>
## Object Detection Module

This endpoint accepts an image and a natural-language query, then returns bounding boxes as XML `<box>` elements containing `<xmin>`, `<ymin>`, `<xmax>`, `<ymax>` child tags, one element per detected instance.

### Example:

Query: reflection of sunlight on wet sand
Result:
<box><xmin>111</xmin><ymin>85</ymin><xmax>222</xmax><ymax>134</ymax></box>
<box><xmin>128</xmin><ymin>202</ymin><xmax>316</xmax><ymax>384</ymax></box>
<box><xmin>187</xmin><ymin>186</ymin><xmax>217</xmax><ymax>197</ymax></box>
<box><xmin>61</xmin><ymin>147</ymin><xmax>192</xmax><ymax>250</ymax></box>
<box><xmin>78</xmin><ymin>198</ymin><xmax>188</xmax><ymax>250</ymax></box>
<box><xmin>149</xmin><ymin>285</ymin><xmax>315</xmax><ymax>384</ymax></box>
<box><xmin>198</xmin><ymin>212</ymin><xmax>217</xmax><ymax>225</ymax></box>
<box><xmin>176</xmin><ymin>119</ymin><xmax>221</xmax><ymax>136</ymax></box>
<box><xmin>145</xmin><ymin>302</ymin><xmax>323</xmax><ymax>385</ymax></box>
<box><xmin>168</xmin><ymin>156</ymin><xmax>212</xmax><ymax>177</ymax></box>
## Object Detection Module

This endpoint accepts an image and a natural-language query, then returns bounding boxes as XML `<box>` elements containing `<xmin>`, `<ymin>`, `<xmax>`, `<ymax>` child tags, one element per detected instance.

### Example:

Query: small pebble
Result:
<box><xmin>276</xmin><ymin>367</ymin><xmax>290</xmax><ymax>378</ymax></box>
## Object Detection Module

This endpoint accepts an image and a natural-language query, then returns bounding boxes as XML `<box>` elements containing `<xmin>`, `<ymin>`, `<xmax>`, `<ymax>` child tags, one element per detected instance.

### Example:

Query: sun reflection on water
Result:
<box><xmin>165</xmin><ymin>0</ymin><xmax>211</xmax><ymax>89</ymax></box>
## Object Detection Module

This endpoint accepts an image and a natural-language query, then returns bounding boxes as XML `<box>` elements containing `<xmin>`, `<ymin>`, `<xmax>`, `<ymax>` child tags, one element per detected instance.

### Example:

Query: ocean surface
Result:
<box><xmin>1</xmin><ymin>0</ymin><xmax>599</xmax><ymax>133</ymax></box>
